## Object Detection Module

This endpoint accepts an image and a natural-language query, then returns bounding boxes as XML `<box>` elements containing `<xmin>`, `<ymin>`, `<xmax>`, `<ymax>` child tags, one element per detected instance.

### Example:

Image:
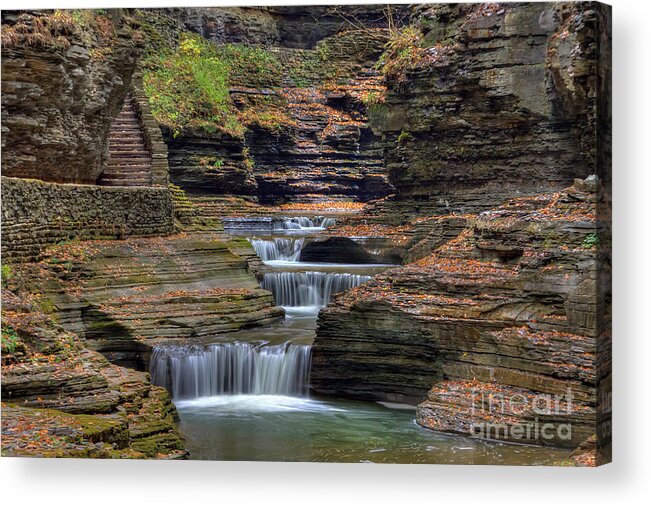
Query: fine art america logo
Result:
<box><xmin>469</xmin><ymin>387</ymin><xmax>575</xmax><ymax>443</ymax></box>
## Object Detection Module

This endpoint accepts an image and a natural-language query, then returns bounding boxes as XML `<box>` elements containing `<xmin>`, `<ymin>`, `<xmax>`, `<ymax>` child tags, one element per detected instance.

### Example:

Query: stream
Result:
<box><xmin>150</xmin><ymin>215</ymin><xmax>571</xmax><ymax>464</ymax></box>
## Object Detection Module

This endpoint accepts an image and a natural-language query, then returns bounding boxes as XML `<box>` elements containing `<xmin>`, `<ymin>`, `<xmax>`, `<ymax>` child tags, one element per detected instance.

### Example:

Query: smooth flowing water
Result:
<box><xmin>150</xmin><ymin>342</ymin><xmax>312</xmax><ymax>399</ymax></box>
<box><xmin>151</xmin><ymin>215</ymin><xmax>571</xmax><ymax>464</ymax></box>
<box><xmin>250</xmin><ymin>237</ymin><xmax>305</xmax><ymax>262</ymax></box>
<box><xmin>176</xmin><ymin>396</ymin><xmax>570</xmax><ymax>464</ymax></box>
<box><xmin>275</xmin><ymin>216</ymin><xmax>336</xmax><ymax>231</ymax></box>
<box><xmin>261</xmin><ymin>271</ymin><xmax>371</xmax><ymax>311</ymax></box>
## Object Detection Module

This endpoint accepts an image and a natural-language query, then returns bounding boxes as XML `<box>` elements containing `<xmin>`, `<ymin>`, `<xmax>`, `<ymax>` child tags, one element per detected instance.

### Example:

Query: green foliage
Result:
<box><xmin>214</xmin><ymin>43</ymin><xmax>283</xmax><ymax>87</ymax></box>
<box><xmin>242</xmin><ymin>147</ymin><xmax>255</xmax><ymax>171</ymax></box>
<box><xmin>397</xmin><ymin>130</ymin><xmax>414</xmax><ymax>144</ymax></box>
<box><xmin>1</xmin><ymin>325</ymin><xmax>20</xmax><ymax>355</ymax></box>
<box><xmin>360</xmin><ymin>91</ymin><xmax>386</xmax><ymax>107</ymax></box>
<box><xmin>1</xmin><ymin>264</ymin><xmax>13</xmax><ymax>288</ymax></box>
<box><xmin>143</xmin><ymin>33</ymin><xmax>284</xmax><ymax>138</ymax></box>
<box><xmin>582</xmin><ymin>233</ymin><xmax>599</xmax><ymax>249</ymax></box>
<box><xmin>197</xmin><ymin>156</ymin><xmax>225</xmax><ymax>170</ymax></box>
<box><xmin>377</xmin><ymin>26</ymin><xmax>423</xmax><ymax>82</ymax></box>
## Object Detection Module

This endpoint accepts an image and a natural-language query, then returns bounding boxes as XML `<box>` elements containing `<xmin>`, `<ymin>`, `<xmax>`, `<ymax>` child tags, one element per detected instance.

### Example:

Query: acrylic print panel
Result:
<box><xmin>0</xmin><ymin>2</ymin><xmax>611</xmax><ymax>466</ymax></box>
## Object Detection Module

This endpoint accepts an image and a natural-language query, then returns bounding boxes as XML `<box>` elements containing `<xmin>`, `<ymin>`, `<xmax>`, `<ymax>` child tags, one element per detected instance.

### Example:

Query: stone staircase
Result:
<box><xmin>100</xmin><ymin>94</ymin><xmax>152</xmax><ymax>186</ymax></box>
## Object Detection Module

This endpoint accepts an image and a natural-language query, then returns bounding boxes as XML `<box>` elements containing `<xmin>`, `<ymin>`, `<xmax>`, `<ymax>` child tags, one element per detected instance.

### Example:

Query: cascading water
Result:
<box><xmin>275</xmin><ymin>216</ymin><xmax>336</xmax><ymax>230</ymax></box>
<box><xmin>250</xmin><ymin>237</ymin><xmax>304</xmax><ymax>262</ymax></box>
<box><xmin>222</xmin><ymin>216</ymin><xmax>335</xmax><ymax>234</ymax></box>
<box><xmin>261</xmin><ymin>271</ymin><xmax>371</xmax><ymax>309</ymax></box>
<box><xmin>150</xmin><ymin>342</ymin><xmax>312</xmax><ymax>400</ymax></box>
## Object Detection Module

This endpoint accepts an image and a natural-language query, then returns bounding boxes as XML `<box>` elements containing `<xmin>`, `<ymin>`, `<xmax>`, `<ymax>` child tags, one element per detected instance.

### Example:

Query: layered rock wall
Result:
<box><xmin>1</xmin><ymin>10</ymin><xmax>143</xmax><ymax>184</ymax></box>
<box><xmin>17</xmin><ymin>235</ymin><xmax>282</xmax><ymax>369</ymax></box>
<box><xmin>169</xmin><ymin>5</ymin><xmax>407</xmax><ymax>49</ymax></box>
<box><xmin>373</xmin><ymin>2</ymin><xmax>600</xmax><ymax>217</ymax></box>
<box><xmin>1</xmin><ymin>289</ymin><xmax>185</xmax><ymax>458</ymax></box>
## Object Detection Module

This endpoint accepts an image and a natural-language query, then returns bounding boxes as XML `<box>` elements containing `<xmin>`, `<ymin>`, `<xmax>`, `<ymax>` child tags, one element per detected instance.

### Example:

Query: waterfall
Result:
<box><xmin>275</xmin><ymin>216</ymin><xmax>336</xmax><ymax>230</ymax></box>
<box><xmin>261</xmin><ymin>271</ymin><xmax>371</xmax><ymax>308</ymax></box>
<box><xmin>250</xmin><ymin>237</ymin><xmax>304</xmax><ymax>262</ymax></box>
<box><xmin>150</xmin><ymin>342</ymin><xmax>312</xmax><ymax>400</ymax></box>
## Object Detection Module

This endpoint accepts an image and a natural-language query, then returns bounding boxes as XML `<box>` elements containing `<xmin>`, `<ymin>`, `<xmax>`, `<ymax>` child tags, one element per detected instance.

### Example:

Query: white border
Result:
<box><xmin>2</xmin><ymin>0</ymin><xmax>650</xmax><ymax>504</ymax></box>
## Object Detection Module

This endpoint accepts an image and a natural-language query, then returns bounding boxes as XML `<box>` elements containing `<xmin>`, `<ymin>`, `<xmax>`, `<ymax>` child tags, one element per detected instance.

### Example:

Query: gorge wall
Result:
<box><xmin>1</xmin><ymin>10</ymin><xmax>143</xmax><ymax>184</ymax></box>
<box><xmin>368</xmin><ymin>2</ymin><xmax>600</xmax><ymax>218</ymax></box>
<box><xmin>312</xmin><ymin>179</ymin><xmax>600</xmax><ymax>448</ymax></box>
<box><xmin>140</xmin><ymin>7</ymin><xmax>398</xmax><ymax>205</ymax></box>
<box><xmin>311</xmin><ymin>2</ymin><xmax>609</xmax><ymax>456</ymax></box>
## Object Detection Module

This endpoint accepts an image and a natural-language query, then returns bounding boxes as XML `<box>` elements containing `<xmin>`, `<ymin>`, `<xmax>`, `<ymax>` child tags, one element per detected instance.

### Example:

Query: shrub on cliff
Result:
<box><xmin>377</xmin><ymin>25</ymin><xmax>457</xmax><ymax>83</ymax></box>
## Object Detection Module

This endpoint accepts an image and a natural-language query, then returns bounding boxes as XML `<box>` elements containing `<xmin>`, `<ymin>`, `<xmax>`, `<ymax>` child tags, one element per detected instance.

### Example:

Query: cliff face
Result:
<box><xmin>372</xmin><ymin>2</ymin><xmax>599</xmax><ymax>216</ymax></box>
<box><xmin>170</xmin><ymin>5</ymin><xmax>408</xmax><ymax>49</ymax></box>
<box><xmin>140</xmin><ymin>9</ymin><xmax>394</xmax><ymax>204</ymax></box>
<box><xmin>312</xmin><ymin>179</ymin><xmax>599</xmax><ymax>447</ymax></box>
<box><xmin>1</xmin><ymin>10</ymin><xmax>143</xmax><ymax>184</ymax></box>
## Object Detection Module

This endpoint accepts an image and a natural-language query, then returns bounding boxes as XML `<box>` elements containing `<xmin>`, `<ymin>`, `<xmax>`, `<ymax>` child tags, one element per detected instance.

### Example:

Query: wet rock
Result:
<box><xmin>1</xmin><ymin>292</ymin><xmax>185</xmax><ymax>458</ymax></box>
<box><xmin>20</xmin><ymin>235</ymin><xmax>283</xmax><ymax>369</ymax></box>
<box><xmin>311</xmin><ymin>184</ymin><xmax>600</xmax><ymax>448</ymax></box>
<box><xmin>299</xmin><ymin>237</ymin><xmax>386</xmax><ymax>264</ymax></box>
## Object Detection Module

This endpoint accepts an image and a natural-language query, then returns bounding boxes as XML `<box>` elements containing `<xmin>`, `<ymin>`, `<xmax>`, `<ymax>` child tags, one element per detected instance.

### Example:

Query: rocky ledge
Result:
<box><xmin>311</xmin><ymin>180</ymin><xmax>600</xmax><ymax>449</ymax></box>
<box><xmin>1</xmin><ymin>290</ymin><xmax>185</xmax><ymax>458</ymax></box>
<box><xmin>12</xmin><ymin>234</ymin><xmax>282</xmax><ymax>370</ymax></box>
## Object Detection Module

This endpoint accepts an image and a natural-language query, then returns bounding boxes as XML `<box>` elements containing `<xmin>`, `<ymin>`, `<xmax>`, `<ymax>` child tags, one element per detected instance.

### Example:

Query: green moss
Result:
<box><xmin>397</xmin><ymin>130</ymin><xmax>414</xmax><ymax>144</ymax></box>
<box><xmin>227</xmin><ymin>237</ymin><xmax>253</xmax><ymax>248</ymax></box>
<box><xmin>287</xmin><ymin>43</ymin><xmax>338</xmax><ymax>87</ymax></box>
<box><xmin>130</xmin><ymin>433</ymin><xmax>184</xmax><ymax>457</ymax></box>
<box><xmin>74</xmin><ymin>414</ymin><xmax>130</xmax><ymax>446</ymax></box>
<box><xmin>36</xmin><ymin>295</ymin><xmax>57</xmax><ymax>316</ymax></box>
<box><xmin>582</xmin><ymin>233</ymin><xmax>599</xmax><ymax>249</ymax></box>
<box><xmin>1</xmin><ymin>263</ymin><xmax>12</xmax><ymax>288</ymax></box>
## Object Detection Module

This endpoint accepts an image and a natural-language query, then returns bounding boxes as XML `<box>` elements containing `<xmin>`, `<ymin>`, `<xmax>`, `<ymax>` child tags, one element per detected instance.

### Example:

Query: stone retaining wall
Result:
<box><xmin>1</xmin><ymin>176</ymin><xmax>174</xmax><ymax>262</ymax></box>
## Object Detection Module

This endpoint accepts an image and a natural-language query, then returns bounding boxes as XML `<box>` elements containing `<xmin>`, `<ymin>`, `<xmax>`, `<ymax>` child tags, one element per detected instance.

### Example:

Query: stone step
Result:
<box><xmin>100</xmin><ymin>174</ymin><xmax>151</xmax><ymax>180</ymax></box>
<box><xmin>108</xmin><ymin>146</ymin><xmax>148</xmax><ymax>152</ymax></box>
<box><xmin>112</xmin><ymin>119</ymin><xmax>139</xmax><ymax>124</ymax></box>
<box><xmin>101</xmin><ymin>178</ymin><xmax>151</xmax><ymax>184</ymax></box>
<box><xmin>100</xmin><ymin>181</ymin><xmax>151</xmax><ymax>185</ymax></box>
<box><xmin>102</xmin><ymin>93</ymin><xmax>154</xmax><ymax>188</ymax></box>
<box><xmin>102</xmin><ymin>172</ymin><xmax>150</xmax><ymax>181</ymax></box>
<box><xmin>109</xmin><ymin>149</ymin><xmax>151</xmax><ymax>161</ymax></box>
<box><xmin>108</xmin><ymin>155</ymin><xmax>150</xmax><ymax>161</ymax></box>
<box><xmin>111</xmin><ymin>122</ymin><xmax>140</xmax><ymax>129</ymax></box>
<box><xmin>109</xmin><ymin>134</ymin><xmax>145</xmax><ymax>143</ymax></box>
<box><xmin>99</xmin><ymin>182</ymin><xmax>152</xmax><ymax>187</ymax></box>
<box><xmin>110</xmin><ymin>126</ymin><xmax>140</xmax><ymax>131</ymax></box>
<box><xmin>103</xmin><ymin>166</ymin><xmax>151</xmax><ymax>172</ymax></box>
<box><xmin>111</xmin><ymin>122</ymin><xmax>139</xmax><ymax>128</ymax></box>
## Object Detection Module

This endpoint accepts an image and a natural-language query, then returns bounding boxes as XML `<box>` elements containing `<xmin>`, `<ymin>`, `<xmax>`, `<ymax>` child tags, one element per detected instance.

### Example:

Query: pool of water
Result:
<box><xmin>152</xmin><ymin>215</ymin><xmax>571</xmax><ymax>465</ymax></box>
<box><xmin>176</xmin><ymin>395</ymin><xmax>571</xmax><ymax>464</ymax></box>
